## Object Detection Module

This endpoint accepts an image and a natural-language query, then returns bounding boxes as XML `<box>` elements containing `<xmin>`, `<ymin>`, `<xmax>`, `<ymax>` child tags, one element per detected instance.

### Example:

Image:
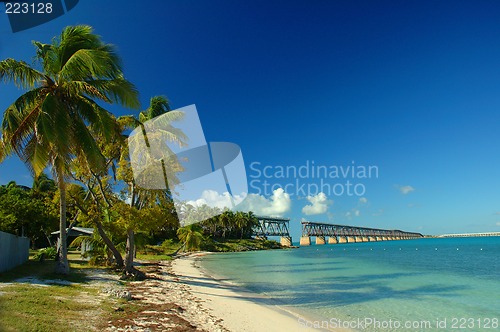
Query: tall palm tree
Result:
<box><xmin>234</xmin><ymin>211</ymin><xmax>247</xmax><ymax>239</ymax></box>
<box><xmin>118</xmin><ymin>96</ymin><xmax>186</xmax><ymax>274</ymax></box>
<box><xmin>0</xmin><ymin>25</ymin><xmax>139</xmax><ymax>274</ymax></box>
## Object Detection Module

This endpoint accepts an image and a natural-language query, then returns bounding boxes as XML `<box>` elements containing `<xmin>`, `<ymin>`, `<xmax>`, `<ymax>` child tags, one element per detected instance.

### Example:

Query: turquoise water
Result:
<box><xmin>200</xmin><ymin>237</ymin><xmax>500</xmax><ymax>331</ymax></box>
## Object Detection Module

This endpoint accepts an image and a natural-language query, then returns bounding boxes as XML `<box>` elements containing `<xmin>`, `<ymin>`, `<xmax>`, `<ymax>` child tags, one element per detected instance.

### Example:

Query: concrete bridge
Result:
<box><xmin>300</xmin><ymin>221</ymin><xmax>423</xmax><ymax>245</ymax></box>
<box><xmin>438</xmin><ymin>232</ymin><xmax>500</xmax><ymax>238</ymax></box>
<box><xmin>253</xmin><ymin>216</ymin><xmax>293</xmax><ymax>246</ymax></box>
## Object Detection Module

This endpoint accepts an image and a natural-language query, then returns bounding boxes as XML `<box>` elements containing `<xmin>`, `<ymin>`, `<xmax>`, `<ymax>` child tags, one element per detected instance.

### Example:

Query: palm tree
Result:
<box><xmin>218</xmin><ymin>210</ymin><xmax>234</xmax><ymax>239</ymax></box>
<box><xmin>177</xmin><ymin>223</ymin><xmax>204</xmax><ymax>251</ymax></box>
<box><xmin>118</xmin><ymin>96</ymin><xmax>186</xmax><ymax>274</ymax></box>
<box><xmin>234</xmin><ymin>211</ymin><xmax>247</xmax><ymax>239</ymax></box>
<box><xmin>0</xmin><ymin>25</ymin><xmax>139</xmax><ymax>274</ymax></box>
<box><xmin>32</xmin><ymin>173</ymin><xmax>56</xmax><ymax>193</ymax></box>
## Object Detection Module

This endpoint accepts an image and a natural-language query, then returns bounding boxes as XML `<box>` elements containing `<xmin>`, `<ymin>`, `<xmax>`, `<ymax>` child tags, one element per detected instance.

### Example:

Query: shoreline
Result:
<box><xmin>171</xmin><ymin>252</ymin><xmax>344</xmax><ymax>332</ymax></box>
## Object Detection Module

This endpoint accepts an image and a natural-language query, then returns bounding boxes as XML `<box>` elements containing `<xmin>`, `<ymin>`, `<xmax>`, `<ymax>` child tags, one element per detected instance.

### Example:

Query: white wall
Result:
<box><xmin>0</xmin><ymin>231</ymin><xmax>30</xmax><ymax>272</ymax></box>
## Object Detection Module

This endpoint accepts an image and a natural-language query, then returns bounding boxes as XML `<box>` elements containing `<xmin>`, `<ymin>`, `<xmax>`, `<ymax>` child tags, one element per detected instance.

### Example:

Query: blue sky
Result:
<box><xmin>1</xmin><ymin>1</ymin><xmax>500</xmax><ymax>237</ymax></box>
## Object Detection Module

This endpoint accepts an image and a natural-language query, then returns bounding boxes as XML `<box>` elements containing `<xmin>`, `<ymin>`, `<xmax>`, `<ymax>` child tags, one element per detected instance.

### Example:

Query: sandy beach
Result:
<box><xmin>105</xmin><ymin>254</ymin><xmax>330</xmax><ymax>331</ymax></box>
<box><xmin>172</xmin><ymin>253</ymin><xmax>322</xmax><ymax>332</ymax></box>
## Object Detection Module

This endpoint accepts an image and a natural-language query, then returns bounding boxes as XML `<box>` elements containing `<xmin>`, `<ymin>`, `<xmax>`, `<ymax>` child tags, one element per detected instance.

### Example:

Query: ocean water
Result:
<box><xmin>199</xmin><ymin>237</ymin><xmax>500</xmax><ymax>331</ymax></box>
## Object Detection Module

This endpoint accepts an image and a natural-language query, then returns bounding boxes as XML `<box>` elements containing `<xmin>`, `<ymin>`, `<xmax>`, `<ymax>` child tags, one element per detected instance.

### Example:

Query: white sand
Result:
<box><xmin>171</xmin><ymin>254</ymin><xmax>331</xmax><ymax>332</ymax></box>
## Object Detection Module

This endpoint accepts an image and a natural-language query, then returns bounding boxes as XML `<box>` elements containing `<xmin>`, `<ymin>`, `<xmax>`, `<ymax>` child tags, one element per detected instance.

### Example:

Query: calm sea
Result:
<box><xmin>199</xmin><ymin>237</ymin><xmax>500</xmax><ymax>331</ymax></box>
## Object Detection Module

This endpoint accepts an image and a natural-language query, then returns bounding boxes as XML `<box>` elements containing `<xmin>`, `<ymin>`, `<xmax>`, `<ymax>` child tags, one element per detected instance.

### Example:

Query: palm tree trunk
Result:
<box><xmin>72</xmin><ymin>188</ymin><xmax>124</xmax><ymax>268</ymax></box>
<box><xmin>95</xmin><ymin>220</ymin><xmax>124</xmax><ymax>267</ymax></box>
<box><xmin>124</xmin><ymin>183</ymin><xmax>137</xmax><ymax>273</ymax></box>
<box><xmin>55</xmin><ymin>177</ymin><xmax>69</xmax><ymax>275</ymax></box>
<box><xmin>125</xmin><ymin>228</ymin><xmax>135</xmax><ymax>273</ymax></box>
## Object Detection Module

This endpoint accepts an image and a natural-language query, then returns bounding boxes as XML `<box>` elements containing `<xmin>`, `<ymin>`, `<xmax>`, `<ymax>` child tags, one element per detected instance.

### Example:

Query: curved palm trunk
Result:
<box><xmin>95</xmin><ymin>220</ymin><xmax>124</xmax><ymax>268</ymax></box>
<box><xmin>72</xmin><ymin>188</ymin><xmax>124</xmax><ymax>268</ymax></box>
<box><xmin>55</xmin><ymin>178</ymin><xmax>69</xmax><ymax>274</ymax></box>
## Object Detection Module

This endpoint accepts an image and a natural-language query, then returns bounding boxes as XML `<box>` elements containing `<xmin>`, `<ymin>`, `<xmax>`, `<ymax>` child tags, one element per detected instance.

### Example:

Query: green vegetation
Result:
<box><xmin>0</xmin><ymin>25</ymin><xmax>140</xmax><ymax>274</ymax></box>
<box><xmin>0</xmin><ymin>25</ymin><xmax>284</xmax><ymax>278</ymax></box>
<box><xmin>201</xmin><ymin>238</ymin><xmax>283</xmax><ymax>252</ymax></box>
<box><xmin>0</xmin><ymin>176</ymin><xmax>58</xmax><ymax>247</ymax></box>
<box><xmin>33</xmin><ymin>247</ymin><xmax>58</xmax><ymax>261</ymax></box>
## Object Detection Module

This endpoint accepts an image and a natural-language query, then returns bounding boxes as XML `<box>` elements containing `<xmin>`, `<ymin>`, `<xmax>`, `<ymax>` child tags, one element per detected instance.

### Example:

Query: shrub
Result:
<box><xmin>33</xmin><ymin>247</ymin><xmax>57</xmax><ymax>261</ymax></box>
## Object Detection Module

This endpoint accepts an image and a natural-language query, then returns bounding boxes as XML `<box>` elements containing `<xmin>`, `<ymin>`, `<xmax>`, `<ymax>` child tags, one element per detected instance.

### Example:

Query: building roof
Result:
<box><xmin>51</xmin><ymin>227</ymin><xmax>94</xmax><ymax>236</ymax></box>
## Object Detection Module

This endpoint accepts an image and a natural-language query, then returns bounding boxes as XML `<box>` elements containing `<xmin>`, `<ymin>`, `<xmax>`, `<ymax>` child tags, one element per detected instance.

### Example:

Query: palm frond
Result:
<box><xmin>0</xmin><ymin>59</ymin><xmax>45</xmax><ymax>89</ymax></box>
<box><xmin>88</xmin><ymin>77</ymin><xmax>140</xmax><ymax>109</ymax></box>
<box><xmin>59</xmin><ymin>49</ymin><xmax>122</xmax><ymax>81</ymax></box>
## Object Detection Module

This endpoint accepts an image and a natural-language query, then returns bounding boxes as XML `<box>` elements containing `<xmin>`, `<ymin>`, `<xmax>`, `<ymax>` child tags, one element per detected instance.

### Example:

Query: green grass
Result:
<box><xmin>0</xmin><ymin>252</ymin><xmax>97</xmax><ymax>283</ymax></box>
<box><xmin>0</xmin><ymin>284</ymin><xmax>108</xmax><ymax>332</ymax></box>
<box><xmin>134</xmin><ymin>240</ymin><xmax>181</xmax><ymax>261</ymax></box>
<box><xmin>135</xmin><ymin>253</ymin><xmax>173</xmax><ymax>261</ymax></box>
<box><xmin>0</xmin><ymin>251</ymin><xmax>116</xmax><ymax>332</ymax></box>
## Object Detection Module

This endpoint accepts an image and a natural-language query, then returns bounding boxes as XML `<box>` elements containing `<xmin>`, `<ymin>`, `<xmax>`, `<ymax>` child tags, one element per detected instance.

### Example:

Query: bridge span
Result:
<box><xmin>253</xmin><ymin>216</ymin><xmax>293</xmax><ymax>246</ymax></box>
<box><xmin>300</xmin><ymin>221</ymin><xmax>423</xmax><ymax>245</ymax></box>
<box><xmin>438</xmin><ymin>232</ymin><xmax>500</xmax><ymax>238</ymax></box>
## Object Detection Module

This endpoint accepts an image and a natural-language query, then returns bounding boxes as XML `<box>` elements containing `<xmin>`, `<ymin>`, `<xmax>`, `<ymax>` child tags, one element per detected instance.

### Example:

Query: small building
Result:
<box><xmin>51</xmin><ymin>227</ymin><xmax>94</xmax><ymax>257</ymax></box>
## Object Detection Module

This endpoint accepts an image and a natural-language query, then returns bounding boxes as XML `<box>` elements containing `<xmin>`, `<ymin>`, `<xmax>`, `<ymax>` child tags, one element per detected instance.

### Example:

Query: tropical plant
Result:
<box><xmin>177</xmin><ymin>223</ymin><xmax>204</xmax><ymax>251</ymax></box>
<box><xmin>0</xmin><ymin>181</ymin><xmax>58</xmax><ymax>246</ymax></box>
<box><xmin>0</xmin><ymin>25</ymin><xmax>139</xmax><ymax>274</ymax></box>
<box><xmin>33</xmin><ymin>247</ymin><xmax>58</xmax><ymax>261</ymax></box>
<box><xmin>69</xmin><ymin>229</ymin><xmax>124</xmax><ymax>266</ymax></box>
<box><xmin>117</xmin><ymin>96</ymin><xmax>185</xmax><ymax>274</ymax></box>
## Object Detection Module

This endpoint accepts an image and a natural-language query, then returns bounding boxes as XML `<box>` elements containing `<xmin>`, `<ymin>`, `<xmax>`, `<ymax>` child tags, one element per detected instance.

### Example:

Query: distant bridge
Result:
<box><xmin>300</xmin><ymin>221</ymin><xmax>423</xmax><ymax>245</ymax></box>
<box><xmin>438</xmin><ymin>232</ymin><xmax>500</xmax><ymax>238</ymax></box>
<box><xmin>253</xmin><ymin>216</ymin><xmax>293</xmax><ymax>246</ymax></box>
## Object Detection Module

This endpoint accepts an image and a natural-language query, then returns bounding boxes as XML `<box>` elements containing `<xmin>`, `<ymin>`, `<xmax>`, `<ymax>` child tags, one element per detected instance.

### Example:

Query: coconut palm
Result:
<box><xmin>177</xmin><ymin>223</ymin><xmax>204</xmax><ymax>251</ymax></box>
<box><xmin>0</xmin><ymin>25</ymin><xmax>139</xmax><ymax>274</ymax></box>
<box><xmin>117</xmin><ymin>96</ymin><xmax>186</xmax><ymax>274</ymax></box>
<box><xmin>234</xmin><ymin>211</ymin><xmax>248</xmax><ymax>239</ymax></box>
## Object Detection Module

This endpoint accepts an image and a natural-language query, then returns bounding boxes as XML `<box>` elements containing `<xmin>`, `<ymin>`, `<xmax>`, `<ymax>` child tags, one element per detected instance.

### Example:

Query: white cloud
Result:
<box><xmin>398</xmin><ymin>185</ymin><xmax>415</xmax><ymax>195</ymax></box>
<box><xmin>354</xmin><ymin>209</ymin><xmax>360</xmax><ymax>217</ymax></box>
<box><xmin>238</xmin><ymin>188</ymin><xmax>291</xmax><ymax>216</ymax></box>
<box><xmin>359</xmin><ymin>197</ymin><xmax>368</xmax><ymax>204</ymax></box>
<box><xmin>186</xmin><ymin>190</ymin><xmax>247</xmax><ymax>210</ymax></box>
<box><xmin>302</xmin><ymin>192</ymin><xmax>332</xmax><ymax>215</ymax></box>
<box><xmin>496</xmin><ymin>222</ymin><xmax>500</xmax><ymax>227</ymax></box>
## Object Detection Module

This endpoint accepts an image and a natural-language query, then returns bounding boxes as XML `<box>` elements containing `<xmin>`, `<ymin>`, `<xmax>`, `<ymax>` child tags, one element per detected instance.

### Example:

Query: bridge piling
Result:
<box><xmin>316</xmin><ymin>236</ymin><xmax>326</xmax><ymax>245</ymax></box>
<box><xmin>280</xmin><ymin>236</ymin><xmax>292</xmax><ymax>247</ymax></box>
<box><xmin>328</xmin><ymin>236</ymin><xmax>338</xmax><ymax>244</ymax></box>
<box><xmin>300</xmin><ymin>236</ymin><xmax>311</xmax><ymax>246</ymax></box>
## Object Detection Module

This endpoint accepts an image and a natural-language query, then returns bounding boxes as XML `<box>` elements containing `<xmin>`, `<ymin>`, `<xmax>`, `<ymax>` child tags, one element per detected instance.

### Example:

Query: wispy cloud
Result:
<box><xmin>397</xmin><ymin>185</ymin><xmax>415</xmax><ymax>195</ymax></box>
<box><xmin>345</xmin><ymin>208</ymin><xmax>361</xmax><ymax>220</ymax></box>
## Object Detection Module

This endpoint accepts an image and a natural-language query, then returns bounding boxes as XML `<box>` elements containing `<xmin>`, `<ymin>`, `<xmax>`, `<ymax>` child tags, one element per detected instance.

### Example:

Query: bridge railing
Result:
<box><xmin>253</xmin><ymin>216</ymin><xmax>291</xmax><ymax>237</ymax></box>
